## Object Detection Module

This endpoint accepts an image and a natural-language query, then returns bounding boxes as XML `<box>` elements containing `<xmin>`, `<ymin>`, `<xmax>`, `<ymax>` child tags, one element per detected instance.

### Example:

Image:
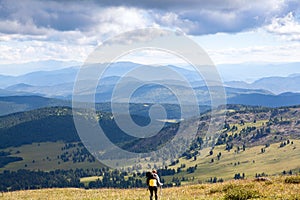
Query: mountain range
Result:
<box><xmin>225</xmin><ymin>74</ymin><xmax>300</xmax><ymax>94</ymax></box>
<box><xmin>1</xmin><ymin>61</ymin><xmax>300</xmax><ymax>111</ymax></box>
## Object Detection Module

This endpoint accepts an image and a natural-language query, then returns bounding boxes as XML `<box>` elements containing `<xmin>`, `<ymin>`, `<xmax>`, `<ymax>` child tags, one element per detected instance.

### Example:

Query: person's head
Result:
<box><xmin>152</xmin><ymin>169</ymin><xmax>157</xmax><ymax>174</ymax></box>
<box><xmin>146</xmin><ymin>171</ymin><xmax>152</xmax><ymax>178</ymax></box>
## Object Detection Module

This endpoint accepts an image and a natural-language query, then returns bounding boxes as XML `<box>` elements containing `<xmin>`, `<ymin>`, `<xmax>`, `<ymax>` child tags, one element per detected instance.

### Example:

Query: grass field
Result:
<box><xmin>164</xmin><ymin>140</ymin><xmax>300</xmax><ymax>183</ymax></box>
<box><xmin>1</xmin><ymin>176</ymin><xmax>299</xmax><ymax>200</ymax></box>
<box><xmin>1</xmin><ymin>142</ymin><xmax>104</xmax><ymax>172</ymax></box>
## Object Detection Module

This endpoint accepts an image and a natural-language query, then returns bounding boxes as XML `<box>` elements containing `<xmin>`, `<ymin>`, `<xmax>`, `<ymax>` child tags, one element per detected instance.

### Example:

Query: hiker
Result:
<box><xmin>146</xmin><ymin>169</ymin><xmax>163</xmax><ymax>200</ymax></box>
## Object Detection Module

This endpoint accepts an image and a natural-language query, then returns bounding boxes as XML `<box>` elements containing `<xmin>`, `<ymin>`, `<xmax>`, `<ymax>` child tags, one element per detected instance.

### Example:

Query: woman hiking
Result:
<box><xmin>146</xmin><ymin>169</ymin><xmax>163</xmax><ymax>200</ymax></box>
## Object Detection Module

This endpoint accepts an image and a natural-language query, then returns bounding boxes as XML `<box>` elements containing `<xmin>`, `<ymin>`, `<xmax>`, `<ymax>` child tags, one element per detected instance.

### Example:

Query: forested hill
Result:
<box><xmin>0</xmin><ymin>107</ymin><xmax>79</xmax><ymax>148</ymax></box>
<box><xmin>0</xmin><ymin>106</ymin><xmax>158</xmax><ymax>149</ymax></box>
<box><xmin>1</xmin><ymin>105</ymin><xmax>300</xmax><ymax>150</ymax></box>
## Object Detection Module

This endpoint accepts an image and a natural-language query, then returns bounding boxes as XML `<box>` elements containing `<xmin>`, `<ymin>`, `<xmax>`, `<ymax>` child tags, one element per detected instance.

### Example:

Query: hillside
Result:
<box><xmin>0</xmin><ymin>105</ymin><xmax>300</xmax><ymax>191</ymax></box>
<box><xmin>1</xmin><ymin>176</ymin><xmax>300</xmax><ymax>200</ymax></box>
<box><xmin>0</xmin><ymin>107</ymin><xmax>79</xmax><ymax>148</ymax></box>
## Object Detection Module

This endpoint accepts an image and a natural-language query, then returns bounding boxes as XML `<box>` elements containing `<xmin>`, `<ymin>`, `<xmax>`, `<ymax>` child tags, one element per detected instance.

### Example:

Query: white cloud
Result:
<box><xmin>0</xmin><ymin>40</ymin><xmax>94</xmax><ymax>65</ymax></box>
<box><xmin>151</xmin><ymin>12</ymin><xmax>197</xmax><ymax>34</ymax></box>
<box><xmin>0</xmin><ymin>6</ymin><xmax>156</xmax><ymax>65</ymax></box>
<box><xmin>207</xmin><ymin>42</ymin><xmax>300</xmax><ymax>64</ymax></box>
<box><xmin>147</xmin><ymin>0</ymin><xmax>291</xmax><ymax>35</ymax></box>
<box><xmin>0</xmin><ymin>0</ymin><xmax>294</xmax><ymax>36</ymax></box>
<box><xmin>265</xmin><ymin>12</ymin><xmax>300</xmax><ymax>41</ymax></box>
<box><xmin>90</xmin><ymin>7</ymin><xmax>156</xmax><ymax>40</ymax></box>
<box><xmin>0</xmin><ymin>0</ymin><xmax>300</xmax><ymax>68</ymax></box>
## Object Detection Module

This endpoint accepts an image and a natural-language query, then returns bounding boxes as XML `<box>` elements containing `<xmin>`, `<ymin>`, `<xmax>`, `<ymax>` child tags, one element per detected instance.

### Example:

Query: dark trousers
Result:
<box><xmin>149</xmin><ymin>186</ymin><xmax>158</xmax><ymax>200</ymax></box>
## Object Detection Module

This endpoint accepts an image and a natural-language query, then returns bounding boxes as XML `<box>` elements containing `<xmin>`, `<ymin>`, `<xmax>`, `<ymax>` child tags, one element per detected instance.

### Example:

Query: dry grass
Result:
<box><xmin>1</xmin><ymin>176</ymin><xmax>299</xmax><ymax>200</ymax></box>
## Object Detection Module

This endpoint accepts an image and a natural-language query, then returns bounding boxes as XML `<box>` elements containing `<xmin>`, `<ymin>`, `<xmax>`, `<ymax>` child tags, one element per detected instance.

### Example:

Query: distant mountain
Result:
<box><xmin>217</xmin><ymin>62</ymin><xmax>300</xmax><ymax>82</ymax></box>
<box><xmin>105</xmin><ymin>84</ymin><xmax>273</xmax><ymax>105</ymax></box>
<box><xmin>5</xmin><ymin>82</ymin><xmax>75</xmax><ymax>98</ymax></box>
<box><xmin>251</xmin><ymin>75</ymin><xmax>300</xmax><ymax>94</ymax></box>
<box><xmin>0</xmin><ymin>96</ymin><xmax>70</xmax><ymax>116</ymax></box>
<box><xmin>2</xmin><ymin>61</ymin><xmax>300</xmax><ymax>108</ymax></box>
<box><xmin>2</xmin><ymin>60</ymin><xmax>300</xmax><ymax>88</ymax></box>
<box><xmin>0</xmin><ymin>60</ymin><xmax>80</xmax><ymax>76</ymax></box>
<box><xmin>225</xmin><ymin>73</ymin><xmax>300</xmax><ymax>94</ymax></box>
<box><xmin>0</xmin><ymin>88</ymin><xmax>33</xmax><ymax>97</ymax></box>
<box><xmin>6</xmin><ymin>83</ymin><xmax>33</xmax><ymax>91</ymax></box>
<box><xmin>0</xmin><ymin>67</ymin><xmax>79</xmax><ymax>88</ymax></box>
<box><xmin>1</xmin><ymin>62</ymin><xmax>203</xmax><ymax>96</ymax></box>
<box><xmin>2</xmin><ymin>86</ymin><xmax>297</xmax><ymax>111</ymax></box>
<box><xmin>227</xmin><ymin>92</ymin><xmax>300</xmax><ymax>107</ymax></box>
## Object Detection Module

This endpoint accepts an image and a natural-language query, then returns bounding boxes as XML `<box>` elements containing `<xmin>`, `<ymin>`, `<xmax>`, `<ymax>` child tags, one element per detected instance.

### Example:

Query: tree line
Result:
<box><xmin>0</xmin><ymin>168</ymin><xmax>144</xmax><ymax>192</ymax></box>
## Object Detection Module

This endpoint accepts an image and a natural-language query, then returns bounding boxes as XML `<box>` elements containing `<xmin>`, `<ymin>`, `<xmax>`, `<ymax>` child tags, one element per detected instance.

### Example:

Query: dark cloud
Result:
<box><xmin>93</xmin><ymin>0</ymin><xmax>255</xmax><ymax>11</ymax></box>
<box><xmin>94</xmin><ymin>0</ymin><xmax>201</xmax><ymax>10</ymax></box>
<box><xmin>94</xmin><ymin>0</ymin><xmax>300</xmax><ymax>34</ymax></box>
<box><xmin>0</xmin><ymin>0</ymin><xmax>299</xmax><ymax>36</ymax></box>
<box><xmin>0</xmin><ymin>0</ymin><xmax>96</xmax><ymax>34</ymax></box>
<box><xmin>172</xmin><ymin>9</ymin><xmax>266</xmax><ymax>35</ymax></box>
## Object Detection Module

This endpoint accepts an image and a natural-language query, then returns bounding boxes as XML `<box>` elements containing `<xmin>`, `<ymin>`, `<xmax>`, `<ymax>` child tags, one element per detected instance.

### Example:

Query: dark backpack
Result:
<box><xmin>146</xmin><ymin>172</ymin><xmax>157</xmax><ymax>187</ymax></box>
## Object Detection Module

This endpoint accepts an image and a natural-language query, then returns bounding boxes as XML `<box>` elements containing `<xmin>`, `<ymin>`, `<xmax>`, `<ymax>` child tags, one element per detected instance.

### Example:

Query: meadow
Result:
<box><xmin>1</xmin><ymin>176</ymin><xmax>299</xmax><ymax>200</ymax></box>
<box><xmin>160</xmin><ymin>139</ymin><xmax>300</xmax><ymax>184</ymax></box>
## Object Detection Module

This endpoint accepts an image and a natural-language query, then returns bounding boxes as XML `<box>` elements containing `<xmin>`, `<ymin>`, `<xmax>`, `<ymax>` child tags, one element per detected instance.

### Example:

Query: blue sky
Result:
<box><xmin>0</xmin><ymin>0</ymin><xmax>300</xmax><ymax>74</ymax></box>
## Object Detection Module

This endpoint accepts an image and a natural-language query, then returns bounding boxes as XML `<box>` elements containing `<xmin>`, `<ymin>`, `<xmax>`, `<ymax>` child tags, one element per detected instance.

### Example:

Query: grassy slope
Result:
<box><xmin>1</xmin><ymin>142</ymin><xmax>103</xmax><ymax>172</ymax></box>
<box><xmin>78</xmin><ymin>139</ymin><xmax>300</xmax><ymax>185</ymax></box>
<box><xmin>1</xmin><ymin>176</ymin><xmax>300</xmax><ymax>200</ymax></box>
<box><xmin>1</xmin><ymin>106</ymin><xmax>300</xmax><ymax>184</ymax></box>
<box><xmin>165</xmin><ymin>140</ymin><xmax>300</xmax><ymax>183</ymax></box>
<box><xmin>1</xmin><ymin>139</ymin><xmax>299</xmax><ymax>183</ymax></box>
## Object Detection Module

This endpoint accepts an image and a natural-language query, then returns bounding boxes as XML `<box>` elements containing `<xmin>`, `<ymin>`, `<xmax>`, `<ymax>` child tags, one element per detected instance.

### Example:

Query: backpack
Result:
<box><xmin>146</xmin><ymin>172</ymin><xmax>157</xmax><ymax>187</ymax></box>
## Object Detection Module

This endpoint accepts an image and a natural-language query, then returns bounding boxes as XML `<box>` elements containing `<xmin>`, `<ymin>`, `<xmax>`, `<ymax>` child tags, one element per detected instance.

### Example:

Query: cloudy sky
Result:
<box><xmin>1</xmin><ymin>0</ymin><xmax>300</xmax><ymax>74</ymax></box>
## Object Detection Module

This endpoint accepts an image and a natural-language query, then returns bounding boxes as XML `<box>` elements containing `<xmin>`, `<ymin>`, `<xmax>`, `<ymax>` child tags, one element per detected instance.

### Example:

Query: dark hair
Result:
<box><xmin>146</xmin><ymin>171</ymin><xmax>152</xmax><ymax>178</ymax></box>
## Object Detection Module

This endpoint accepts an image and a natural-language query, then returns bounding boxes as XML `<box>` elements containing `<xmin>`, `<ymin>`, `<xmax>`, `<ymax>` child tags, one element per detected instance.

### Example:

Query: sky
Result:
<box><xmin>0</xmin><ymin>0</ymin><xmax>300</xmax><ymax>75</ymax></box>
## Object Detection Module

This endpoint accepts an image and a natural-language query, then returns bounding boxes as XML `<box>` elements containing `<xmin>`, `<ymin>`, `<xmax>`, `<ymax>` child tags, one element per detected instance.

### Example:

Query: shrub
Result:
<box><xmin>224</xmin><ymin>186</ymin><xmax>260</xmax><ymax>200</ymax></box>
<box><xmin>285</xmin><ymin>176</ymin><xmax>300</xmax><ymax>184</ymax></box>
<box><xmin>222</xmin><ymin>183</ymin><xmax>234</xmax><ymax>192</ymax></box>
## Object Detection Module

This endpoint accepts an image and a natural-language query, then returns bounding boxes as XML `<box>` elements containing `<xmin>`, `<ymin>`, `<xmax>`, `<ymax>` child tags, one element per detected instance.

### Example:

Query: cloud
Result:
<box><xmin>0</xmin><ymin>39</ymin><xmax>94</xmax><ymax>65</ymax></box>
<box><xmin>265</xmin><ymin>12</ymin><xmax>300</xmax><ymax>41</ymax></box>
<box><xmin>0</xmin><ymin>0</ymin><xmax>94</xmax><ymax>33</ymax></box>
<box><xmin>0</xmin><ymin>1</ymin><xmax>155</xmax><ymax>44</ymax></box>
<box><xmin>0</xmin><ymin>19</ymin><xmax>50</xmax><ymax>35</ymax></box>
<box><xmin>89</xmin><ymin>7</ymin><xmax>156</xmax><ymax>40</ymax></box>
<box><xmin>0</xmin><ymin>0</ymin><xmax>300</xmax><ymax>66</ymax></box>
<box><xmin>0</xmin><ymin>0</ymin><xmax>298</xmax><ymax>37</ymax></box>
<box><xmin>207</xmin><ymin>42</ymin><xmax>300</xmax><ymax>64</ymax></box>
<box><xmin>93</xmin><ymin>0</ymin><xmax>283</xmax><ymax>12</ymax></box>
<box><xmin>149</xmin><ymin>0</ymin><xmax>295</xmax><ymax>35</ymax></box>
<box><xmin>94</xmin><ymin>0</ymin><xmax>296</xmax><ymax>34</ymax></box>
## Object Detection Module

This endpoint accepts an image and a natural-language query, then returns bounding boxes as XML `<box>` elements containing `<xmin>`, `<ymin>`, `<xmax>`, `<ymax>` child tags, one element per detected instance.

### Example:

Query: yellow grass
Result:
<box><xmin>1</xmin><ymin>176</ymin><xmax>299</xmax><ymax>200</ymax></box>
<box><xmin>81</xmin><ymin>176</ymin><xmax>103</xmax><ymax>184</ymax></box>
